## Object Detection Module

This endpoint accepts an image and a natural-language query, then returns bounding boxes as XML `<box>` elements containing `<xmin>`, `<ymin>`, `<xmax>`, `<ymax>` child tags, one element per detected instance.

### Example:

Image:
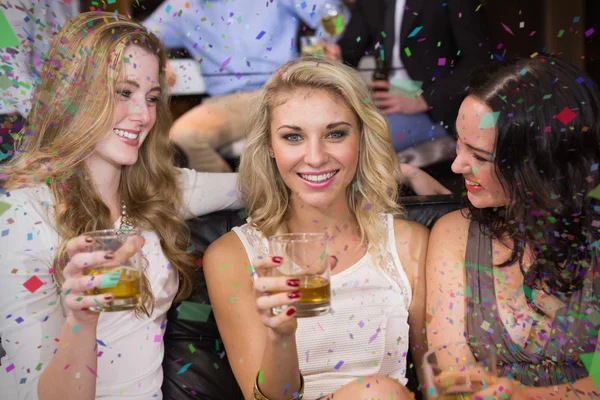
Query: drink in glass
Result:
<box><xmin>423</xmin><ymin>342</ymin><xmax>497</xmax><ymax>399</ymax></box>
<box><xmin>319</xmin><ymin>2</ymin><xmax>346</xmax><ymax>39</ymax></box>
<box><xmin>83</xmin><ymin>228</ymin><xmax>143</xmax><ymax>312</ymax></box>
<box><xmin>268</xmin><ymin>233</ymin><xmax>331</xmax><ymax>317</ymax></box>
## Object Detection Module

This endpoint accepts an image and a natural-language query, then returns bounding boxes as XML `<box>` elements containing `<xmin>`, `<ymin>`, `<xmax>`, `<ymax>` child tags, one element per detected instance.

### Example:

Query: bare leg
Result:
<box><xmin>169</xmin><ymin>91</ymin><xmax>258</xmax><ymax>172</ymax></box>
<box><xmin>318</xmin><ymin>374</ymin><xmax>414</xmax><ymax>400</ymax></box>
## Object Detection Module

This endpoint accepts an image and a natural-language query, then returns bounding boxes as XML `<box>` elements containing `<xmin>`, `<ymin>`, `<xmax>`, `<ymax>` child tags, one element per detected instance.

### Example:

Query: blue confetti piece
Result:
<box><xmin>520</xmin><ymin>68</ymin><xmax>528</xmax><ymax>76</ymax></box>
<box><xmin>334</xmin><ymin>360</ymin><xmax>344</xmax><ymax>369</ymax></box>
<box><xmin>592</xmin><ymin>164</ymin><xmax>598</xmax><ymax>172</ymax></box>
<box><xmin>27</xmin><ymin>233</ymin><xmax>32</xmax><ymax>241</ymax></box>
<box><xmin>165</xmin><ymin>5</ymin><xmax>172</xmax><ymax>13</ymax></box>
<box><xmin>301</xmin><ymin>1</ymin><xmax>307</xmax><ymax>9</ymax></box>
<box><xmin>256</xmin><ymin>31</ymin><xmax>266</xmax><ymax>40</ymax></box>
<box><xmin>407</xmin><ymin>26</ymin><xmax>423</xmax><ymax>38</ymax></box>
<box><xmin>177</xmin><ymin>362</ymin><xmax>192</xmax><ymax>374</ymax></box>
<box><xmin>493</xmin><ymin>53</ymin><xmax>504</xmax><ymax>61</ymax></box>
<box><xmin>1</xmin><ymin>229</ymin><xmax>8</xmax><ymax>237</ymax></box>
<box><xmin>96</xmin><ymin>339</ymin><xmax>107</xmax><ymax>347</ymax></box>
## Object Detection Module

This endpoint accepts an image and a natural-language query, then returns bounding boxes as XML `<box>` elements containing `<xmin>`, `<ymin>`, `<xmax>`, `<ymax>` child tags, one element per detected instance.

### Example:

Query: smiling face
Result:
<box><xmin>451</xmin><ymin>96</ymin><xmax>508</xmax><ymax>208</ymax></box>
<box><xmin>270</xmin><ymin>88</ymin><xmax>360</xmax><ymax>210</ymax></box>
<box><xmin>88</xmin><ymin>44</ymin><xmax>161</xmax><ymax>171</ymax></box>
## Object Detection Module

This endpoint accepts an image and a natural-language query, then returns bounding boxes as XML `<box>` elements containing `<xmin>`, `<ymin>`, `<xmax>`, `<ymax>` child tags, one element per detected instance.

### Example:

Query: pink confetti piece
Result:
<box><xmin>23</xmin><ymin>276</ymin><xmax>44</xmax><ymax>293</ymax></box>
<box><xmin>5</xmin><ymin>364</ymin><xmax>14</xmax><ymax>373</ymax></box>
<box><xmin>219</xmin><ymin>57</ymin><xmax>231</xmax><ymax>72</ymax></box>
<box><xmin>501</xmin><ymin>22</ymin><xmax>514</xmax><ymax>35</ymax></box>
<box><xmin>438</xmin><ymin>58</ymin><xmax>446</xmax><ymax>66</ymax></box>
<box><xmin>86</xmin><ymin>365</ymin><xmax>99</xmax><ymax>378</ymax></box>
<box><xmin>154</xmin><ymin>335</ymin><xmax>162</xmax><ymax>343</ymax></box>
<box><xmin>358</xmin><ymin>320</ymin><xmax>365</xmax><ymax>328</ymax></box>
<box><xmin>586</xmin><ymin>28</ymin><xmax>595</xmax><ymax>37</ymax></box>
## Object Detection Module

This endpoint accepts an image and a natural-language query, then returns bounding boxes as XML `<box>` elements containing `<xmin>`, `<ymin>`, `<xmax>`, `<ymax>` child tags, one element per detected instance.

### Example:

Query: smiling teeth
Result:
<box><xmin>465</xmin><ymin>179</ymin><xmax>481</xmax><ymax>187</ymax></box>
<box><xmin>113</xmin><ymin>129</ymin><xmax>139</xmax><ymax>140</ymax></box>
<box><xmin>299</xmin><ymin>171</ymin><xmax>337</xmax><ymax>183</ymax></box>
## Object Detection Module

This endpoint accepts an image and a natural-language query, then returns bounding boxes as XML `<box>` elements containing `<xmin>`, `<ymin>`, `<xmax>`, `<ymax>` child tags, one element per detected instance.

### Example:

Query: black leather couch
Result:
<box><xmin>162</xmin><ymin>194</ymin><xmax>462</xmax><ymax>399</ymax></box>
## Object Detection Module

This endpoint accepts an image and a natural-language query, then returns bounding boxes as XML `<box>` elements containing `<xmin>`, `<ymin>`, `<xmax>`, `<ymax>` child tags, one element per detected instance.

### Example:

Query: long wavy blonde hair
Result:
<box><xmin>1</xmin><ymin>12</ymin><xmax>197</xmax><ymax>315</ymax></box>
<box><xmin>239</xmin><ymin>56</ymin><xmax>404</xmax><ymax>253</ymax></box>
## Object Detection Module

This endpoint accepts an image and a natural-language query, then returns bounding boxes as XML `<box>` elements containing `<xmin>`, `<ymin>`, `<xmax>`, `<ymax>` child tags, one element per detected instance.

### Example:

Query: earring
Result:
<box><xmin>269</xmin><ymin>149</ymin><xmax>275</xmax><ymax>158</ymax></box>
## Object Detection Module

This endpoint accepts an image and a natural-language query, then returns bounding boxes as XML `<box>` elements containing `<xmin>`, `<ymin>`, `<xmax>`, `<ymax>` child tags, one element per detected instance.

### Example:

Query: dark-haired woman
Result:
<box><xmin>426</xmin><ymin>54</ymin><xmax>600</xmax><ymax>398</ymax></box>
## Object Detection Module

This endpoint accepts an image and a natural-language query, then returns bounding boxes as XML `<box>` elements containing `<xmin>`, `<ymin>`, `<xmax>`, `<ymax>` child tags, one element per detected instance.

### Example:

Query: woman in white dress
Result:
<box><xmin>203</xmin><ymin>57</ymin><xmax>429</xmax><ymax>400</ymax></box>
<box><xmin>0</xmin><ymin>12</ymin><xmax>238</xmax><ymax>399</ymax></box>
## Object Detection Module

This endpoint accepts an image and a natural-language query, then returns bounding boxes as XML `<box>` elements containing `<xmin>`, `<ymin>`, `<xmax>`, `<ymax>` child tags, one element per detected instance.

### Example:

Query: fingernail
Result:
<box><xmin>272</xmin><ymin>256</ymin><xmax>283</xmax><ymax>264</ymax></box>
<box><xmin>286</xmin><ymin>279</ymin><xmax>300</xmax><ymax>287</ymax></box>
<box><xmin>104</xmin><ymin>252</ymin><xmax>115</xmax><ymax>260</ymax></box>
<box><xmin>286</xmin><ymin>307</ymin><xmax>296</xmax><ymax>316</ymax></box>
<box><xmin>84</xmin><ymin>236</ymin><xmax>94</xmax><ymax>243</ymax></box>
<box><xmin>104</xmin><ymin>294</ymin><xmax>113</xmax><ymax>300</ymax></box>
<box><xmin>287</xmin><ymin>291</ymin><xmax>301</xmax><ymax>299</ymax></box>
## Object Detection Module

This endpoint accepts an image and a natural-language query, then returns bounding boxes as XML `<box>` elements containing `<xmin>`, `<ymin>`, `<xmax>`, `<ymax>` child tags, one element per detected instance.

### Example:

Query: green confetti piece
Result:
<box><xmin>588</xmin><ymin>310</ymin><xmax>600</xmax><ymax>326</ymax></box>
<box><xmin>580</xmin><ymin>352</ymin><xmax>600</xmax><ymax>391</ymax></box>
<box><xmin>0</xmin><ymin>76</ymin><xmax>13</xmax><ymax>90</ymax></box>
<box><xmin>0</xmin><ymin>201</ymin><xmax>12</xmax><ymax>216</ymax></box>
<box><xmin>35</xmin><ymin>363</ymin><xmax>43</xmax><ymax>371</ymax></box>
<box><xmin>100</xmin><ymin>270</ymin><xmax>121</xmax><ymax>289</ymax></box>
<box><xmin>404</xmin><ymin>47</ymin><xmax>412</xmax><ymax>57</ymax></box>
<box><xmin>478</xmin><ymin>112</ymin><xmax>500</xmax><ymax>129</ymax></box>
<box><xmin>0</xmin><ymin>10</ymin><xmax>19</xmax><ymax>49</ymax></box>
<box><xmin>189</xmin><ymin>344</ymin><xmax>196</xmax><ymax>353</ymax></box>
<box><xmin>336</xmin><ymin>15</ymin><xmax>342</xmax><ymax>34</ymax></box>
<box><xmin>389</xmin><ymin>79</ymin><xmax>423</xmax><ymax>99</ymax></box>
<box><xmin>258</xmin><ymin>369</ymin><xmax>264</xmax><ymax>384</ymax></box>
<box><xmin>557</xmin><ymin>29</ymin><xmax>565</xmax><ymax>38</ymax></box>
<box><xmin>543</xmin><ymin>94</ymin><xmax>552</xmax><ymax>100</ymax></box>
<box><xmin>176</xmin><ymin>301</ymin><xmax>212</xmax><ymax>322</ymax></box>
<box><xmin>589</xmin><ymin>185</ymin><xmax>600</xmax><ymax>200</ymax></box>
<box><xmin>381</xmin><ymin>31</ymin><xmax>387</xmax><ymax>38</ymax></box>
<box><xmin>107</xmin><ymin>0</ymin><xmax>116</xmax><ymax>4</ymax></box>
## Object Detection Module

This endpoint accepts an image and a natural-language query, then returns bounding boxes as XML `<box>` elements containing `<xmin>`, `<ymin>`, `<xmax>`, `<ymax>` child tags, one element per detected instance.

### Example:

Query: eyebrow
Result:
<box><xmin>276</xmin><ymin>121</ymin><xmax>352</xmax><ymax>132</ymax></box>
<box><xmin>463</xmin><ymin>141</ymin><xmax>493</xmax><ymax>156</ymax></box>
<box><xmin>119</xmin><ymin>79</ymin><xmax>162</xmax><ymax>93</ymax></box>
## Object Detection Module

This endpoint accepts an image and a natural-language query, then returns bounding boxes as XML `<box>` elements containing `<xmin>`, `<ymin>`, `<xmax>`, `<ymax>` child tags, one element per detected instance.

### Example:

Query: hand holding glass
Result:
<box><xmin>423</xmin><ymin>342</ymin><xmax>497</xmax><ymax>400</ymax></box>
<box><xmin>268</xmin><ymin>233</ymin><xmax>331</xmax><ymax>317</ymax></box>
<box><xmin>83</xmin><ymin>229</ymin><xmax>143</xmax><ymax>312</ymax></box>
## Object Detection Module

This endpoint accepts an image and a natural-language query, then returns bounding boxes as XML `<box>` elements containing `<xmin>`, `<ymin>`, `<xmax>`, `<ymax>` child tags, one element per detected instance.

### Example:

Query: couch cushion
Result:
<box><xmin>162</xmin><ymin>195</ymin><xmax>462</xmax><ymax>399</ymax></box>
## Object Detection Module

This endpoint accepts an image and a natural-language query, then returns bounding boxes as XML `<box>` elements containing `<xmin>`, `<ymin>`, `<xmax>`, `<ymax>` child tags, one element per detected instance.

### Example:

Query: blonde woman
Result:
<box><xmin>204</xmin><ymin>57</ymin><xmax>428</xmax><ymax>400</ymax></box>
<box><xmin>0</xmin><ymin>12</ymin><xmax>238</xmax><ymax>399</ymax></box>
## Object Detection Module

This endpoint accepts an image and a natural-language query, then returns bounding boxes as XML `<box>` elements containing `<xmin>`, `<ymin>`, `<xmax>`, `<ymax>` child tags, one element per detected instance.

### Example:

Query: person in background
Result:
<box><xmin>143</xmin><ymin>0</ymin><xmax>346</xmax><ymax>173</ymax></box>
<box><xmin>325</xmin><ymin>0</ymin><xmax>489</xmax><ymax>153</ymax></box>
<box><xmin>0</xmin><ymin>12</ymin><xmax>239</xmax><ymax>399</ymax></box>
<box><xmin>426</xmin><ymin>54</ymin><xmax>600</xmax><ymax>398</ymax></box>
<box><xmin>0</xmin><ymin>0</ymin><xmax>79</xmax><ymax>163</ymax></box>
<box><xmin>204</xmin><ymin>56</ymin><xmax>429</xmax><ymax>400</ymax></box>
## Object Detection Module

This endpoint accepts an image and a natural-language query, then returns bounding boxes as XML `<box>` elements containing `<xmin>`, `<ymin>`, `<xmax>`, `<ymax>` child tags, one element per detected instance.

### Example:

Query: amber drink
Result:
<box><xmin>423</xmin><ymin>342</ymin><xmax>497</xmax><ymax>399</ymax></box>
<box><xmin>268</xmin><ymin>233</ymin><xmax>331</xmax><ymax>317</ymax></box>
<box><xmin>83</xmin><ymin>229</ymin><xmax>143</xmax><ymax>312</ymax></box>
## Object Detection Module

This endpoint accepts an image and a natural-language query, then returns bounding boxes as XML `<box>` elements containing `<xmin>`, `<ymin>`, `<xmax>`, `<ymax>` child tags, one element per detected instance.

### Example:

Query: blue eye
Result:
<box><xmin>328</xmin><ymin>130</ymin><xmax>347</xmax><ymax>139</ymax></box>
<box><xmin>283</xmin><ymin>134</ymin><xmax>302</xmax><ymax>142</ymax></box>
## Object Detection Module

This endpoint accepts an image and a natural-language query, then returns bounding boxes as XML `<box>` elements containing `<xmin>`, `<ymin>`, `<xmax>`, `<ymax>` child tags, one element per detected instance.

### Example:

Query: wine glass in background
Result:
<box><xmin>319</xmin><ymin>2</ymin><xmax>348</xmax><ymax>40</ymax></box>
<box><xmin>423</xmin><ymin>342</ymin><xmax>497</xmax><ymax>400</ymax></box>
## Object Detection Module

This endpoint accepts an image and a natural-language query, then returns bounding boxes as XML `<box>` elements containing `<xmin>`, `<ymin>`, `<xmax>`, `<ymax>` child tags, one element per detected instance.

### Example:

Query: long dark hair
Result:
<box><xmin>464</xmin><ymin>54</ymin><xmax>600</xmax><ymax>301</ymax></box>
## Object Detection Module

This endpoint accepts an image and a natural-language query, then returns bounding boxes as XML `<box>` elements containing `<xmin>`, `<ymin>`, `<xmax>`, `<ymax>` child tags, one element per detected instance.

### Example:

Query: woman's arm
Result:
<box><xmin>394</xmin><ymin>220</ymin><xmax>430</xmax><ymax>390</ymax></box>
<box><xmin>425</xmin><ymin>210</ymin><xmax>471</xmax><ymax>350</ymax></box>
<box><xmin>204</xmin><ymin>232</ymin><xmax>301</xmax><ymax>400</ymax></box>
<box><xmin>177</xmin><ymin>168</ymin><xmax>241</xmax><ymax>218</ymax></box>
<box><xmin>399</xmin><ymin>164</ymin><xmax>451</xmax><ymax>195</ymax></box>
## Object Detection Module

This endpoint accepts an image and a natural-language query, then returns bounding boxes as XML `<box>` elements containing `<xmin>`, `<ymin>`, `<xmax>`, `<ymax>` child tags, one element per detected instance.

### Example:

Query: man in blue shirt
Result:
<box><xmin>144</xmin><ymin>0</ymin><xmax>340</xmax><ymax>172</ymax></box>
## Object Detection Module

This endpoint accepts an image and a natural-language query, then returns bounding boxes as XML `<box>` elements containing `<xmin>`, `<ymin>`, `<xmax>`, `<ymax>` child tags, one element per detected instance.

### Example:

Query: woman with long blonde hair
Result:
<box><xmin>204</xmin><ymin>57</ymin><xmax>429</xmax><ymax>400</ymax></box>
<box><xmin>0</xmin><ymin>12</ymin><xmax>238</xmax><ymax>399</ymax></box>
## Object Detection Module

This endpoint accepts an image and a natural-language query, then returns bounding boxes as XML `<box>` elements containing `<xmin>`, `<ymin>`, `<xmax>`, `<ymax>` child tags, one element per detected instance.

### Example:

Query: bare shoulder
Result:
<box><xmin>428</xmin><ymin>209</ymin><xmax>470</xmax><ymax>253</ymax></box>
<box><xmin>203</xmin><ymin>231</ymin><xmax>248</xmax><ymax>275</ymax></box>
